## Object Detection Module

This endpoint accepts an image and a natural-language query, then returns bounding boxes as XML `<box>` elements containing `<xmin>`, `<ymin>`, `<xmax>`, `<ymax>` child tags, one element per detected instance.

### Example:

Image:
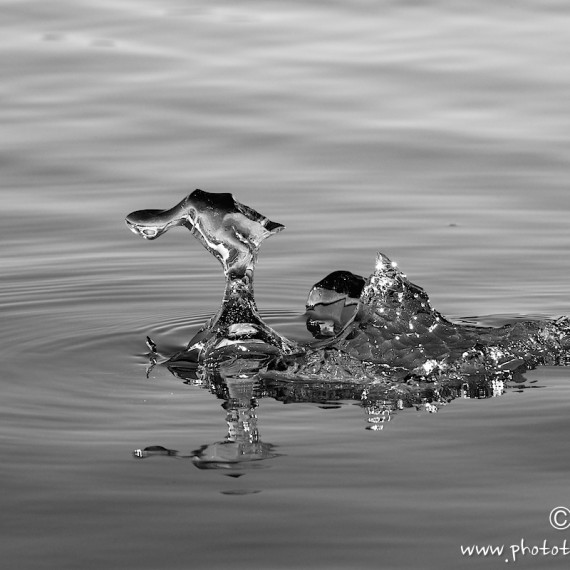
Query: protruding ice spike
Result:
<box><xmin>125</xmin><ymin>189</ymin><xmax>284</xmax><ymax>279</ymax></box>
<box><xmin>146</xmin><ymin>336</ymin><xmax>157</xmax><ymax>354</ymax></box>
<box><xmin>127</xmin><ymin>190</ymin><xmax>297</xmax><ymax>367</ymax></box>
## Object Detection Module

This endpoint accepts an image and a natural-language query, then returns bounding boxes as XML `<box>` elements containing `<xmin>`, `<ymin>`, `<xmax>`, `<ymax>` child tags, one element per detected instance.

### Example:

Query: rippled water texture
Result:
<box><xmin>3</xmin><ymin>1</ymin><xmax>570</xmax><ymax>568</ymax></box>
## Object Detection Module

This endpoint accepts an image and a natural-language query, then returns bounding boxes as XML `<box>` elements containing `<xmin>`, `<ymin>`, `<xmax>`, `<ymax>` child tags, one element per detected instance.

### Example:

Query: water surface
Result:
<box><xmin>3</xmin><ymin>1</ymin><xmax>570</xmax><ymax>568</ymax></box>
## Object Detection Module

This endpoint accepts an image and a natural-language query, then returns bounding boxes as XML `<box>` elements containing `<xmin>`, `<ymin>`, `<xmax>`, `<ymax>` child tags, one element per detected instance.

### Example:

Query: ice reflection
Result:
<box><xmin>190</xmin><ymin>375</ymin><xmax>280</xmax><ymax>473</ymax></box>
<box><xmin>134</xmin><ymin>371</ymin><xmax>281</xmax><ymax>475</ymax></box>
<box><xmin>145</xmin><ymin>359</ymin><xmax>528</xmax><ymax>438</ymax></box>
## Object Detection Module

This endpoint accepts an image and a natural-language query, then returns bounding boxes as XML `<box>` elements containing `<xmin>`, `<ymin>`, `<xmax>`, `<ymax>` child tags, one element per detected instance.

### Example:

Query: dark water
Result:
<box><xmin>3</xmin><ymin>1</ymin><xmax>570</xmax><ymax>568</ymax></box>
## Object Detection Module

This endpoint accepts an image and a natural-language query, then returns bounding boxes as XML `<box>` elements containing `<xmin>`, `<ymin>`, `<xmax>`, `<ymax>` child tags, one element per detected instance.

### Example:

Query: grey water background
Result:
<box><xmin>3</xmin><ymin>0</ymin><xmax>570</xmax><ymax>568</ymax></box>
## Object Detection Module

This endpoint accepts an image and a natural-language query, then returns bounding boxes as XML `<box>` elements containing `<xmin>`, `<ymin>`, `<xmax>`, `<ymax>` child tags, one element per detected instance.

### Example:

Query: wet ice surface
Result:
<box><xmin>127</xmin><ymin>191</ymin><xmax>570</xmax><ymax>429</ymax></box>
<box><xmin>126</xmin><ymin>190</ymin><xmax>297</xmax><ymax>363</ymax></box>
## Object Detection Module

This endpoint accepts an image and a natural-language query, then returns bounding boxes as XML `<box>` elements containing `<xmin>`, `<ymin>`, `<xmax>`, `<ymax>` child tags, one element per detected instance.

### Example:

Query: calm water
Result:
<box><xmin>3</xmin><ymin>1</ymin><xmax>570</xmax><ymax>568</ymax></box>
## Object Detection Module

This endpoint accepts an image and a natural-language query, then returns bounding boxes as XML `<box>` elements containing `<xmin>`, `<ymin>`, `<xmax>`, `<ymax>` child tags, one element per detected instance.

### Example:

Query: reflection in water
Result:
<box><xmin>190</xmin><ymin>375</ymin><xmax>280</xmax><ymax>473</ymax></box>
<box><xmin>152</xmin><ymin>354</ymin><xmax>525</xmax><ymax>437</ymax></box>
<box><xmin>135</xmin><ymin>370</ymin><xmax>281</xmax><ymax>475</ymax></box>
<box><xmin>127</xmin><ymin>191</ymin><xmax>567</xmax><ymax>441</ymax></box>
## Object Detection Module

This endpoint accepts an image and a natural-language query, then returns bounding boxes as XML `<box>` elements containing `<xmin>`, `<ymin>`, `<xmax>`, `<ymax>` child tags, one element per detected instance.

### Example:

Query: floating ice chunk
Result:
<box><xmin>126</xmin><ymin>190</ymin><xmax>297</xmax><ymax>366</ymax></box>
<box><xmin>127</xmin><ymin>191</ymin><xmax>570</xmax><ymax>386</ymax></box>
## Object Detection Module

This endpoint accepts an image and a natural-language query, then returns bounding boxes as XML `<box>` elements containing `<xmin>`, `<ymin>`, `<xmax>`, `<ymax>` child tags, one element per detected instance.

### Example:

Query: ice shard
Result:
<box><xmin>296</xmin><ymin>252</ymin><xmax>570</xmax><ymax>379</ymax></box>
<box><xmin>126</xmin><ymin>190</ymin><xmax>298</xmax><ymax>366</ymax></box>
<box><xmin>126</xmin><ymin>189</ymin><xmax>284</xmax><ymax>279</ymax></box>
<box><xmin>305</xmin><ymin>270</ymin><xmax>365</xmax><ymax>338</ymax></box>
<box><xmin>127</xmin><ymin>191</ymin><xmax>570</xmax><ymax>386</ymax></box>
